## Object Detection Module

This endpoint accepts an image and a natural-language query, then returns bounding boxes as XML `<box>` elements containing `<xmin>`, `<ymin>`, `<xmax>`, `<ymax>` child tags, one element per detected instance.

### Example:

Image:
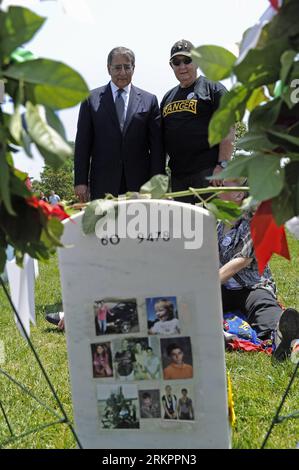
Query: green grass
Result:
<box><xmin>0</xmin><ymin>258</ymin><xmax>75</xmax><ymax>449</ymax></box>
<box><xmin>227</xmin><ymin>234</ymin><xmax>299</xmax><ymax>449</ymax></box>
<box><xmin>0</xmin><ymin>235</ymin><xmax>298</xmax><ymax>449</ymax></box>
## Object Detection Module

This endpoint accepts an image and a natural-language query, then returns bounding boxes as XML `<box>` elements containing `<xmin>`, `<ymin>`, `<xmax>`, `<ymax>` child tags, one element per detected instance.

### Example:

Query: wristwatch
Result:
<box><xmin>217</xmin><ymin>161</ymin><xmax>228</xmax><ymax>169</ymax></box>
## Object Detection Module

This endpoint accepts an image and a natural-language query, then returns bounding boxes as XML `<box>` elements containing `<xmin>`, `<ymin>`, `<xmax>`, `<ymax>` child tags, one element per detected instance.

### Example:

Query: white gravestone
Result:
<box><xmin>58</xmin><ymin>200</ymin><xmax>230</xmax><ymax>449</ymax></box>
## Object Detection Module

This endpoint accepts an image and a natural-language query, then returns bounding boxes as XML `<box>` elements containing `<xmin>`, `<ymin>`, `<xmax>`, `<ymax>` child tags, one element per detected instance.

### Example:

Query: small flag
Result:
<box><xmin>227</xmin><ymin>371</ymin><xmax>236</xmax><ymax>428</ymax></box>
<box><xmin>6</xmin><ymin>255</ymin><xmax>36</xmax><ymax>338</ymax></box>
<box><xmin>269</xmin><ymin>0</ymin><xmax>283</xmax><ymax>11</ymax></box>
<box><xmin>250</xmin><ymin>200</ymin><xmax>290</xmax><ymax>274</ymax></box>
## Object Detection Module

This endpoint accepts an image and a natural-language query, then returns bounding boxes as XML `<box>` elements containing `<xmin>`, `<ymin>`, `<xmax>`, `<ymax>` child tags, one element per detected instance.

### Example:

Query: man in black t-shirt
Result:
<box><xmin>114</xmin><ymin>339</ymin><xmax>136</xmax><ymax>380</ymax></box>
<box><xmin>161</xmin><ymin>39</ymin><xmax>235</xmax><ymax>203</ymax></box>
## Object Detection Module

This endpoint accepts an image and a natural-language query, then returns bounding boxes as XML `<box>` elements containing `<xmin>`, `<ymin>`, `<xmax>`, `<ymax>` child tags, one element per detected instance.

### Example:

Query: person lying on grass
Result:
<box><xmin>217</xmin><ymin>178</ymin><xmax>299</xmax><ymax>361</ymax></box>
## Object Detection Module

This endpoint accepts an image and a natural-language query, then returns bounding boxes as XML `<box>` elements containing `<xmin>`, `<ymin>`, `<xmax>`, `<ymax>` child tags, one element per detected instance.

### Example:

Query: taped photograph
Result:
<box><xmin>94</xmin><ymin>298</ymin><xmax>139</xmax><ymax>335</ymax></box>
<box><xmin>98</xmin><ymin>384</ymin><xmax>139</xmax><ymax>429</ymax></box>
<box><xmin>146</xmin><ymin>296</ymin><xmax>180</xmax><ymax>335</ymax></box>
<box><xmin>160</xmin><ymin>337</ymin><xmax>193</xmax><ymax>380</ymax></box>
<box><xmin>113</xmin><ymin>337</ymin><xmax>161</xmax><ymax>380</ymax></box>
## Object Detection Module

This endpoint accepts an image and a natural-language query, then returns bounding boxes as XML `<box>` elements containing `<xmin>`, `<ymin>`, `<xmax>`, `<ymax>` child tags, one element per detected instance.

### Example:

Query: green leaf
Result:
<box><xmin>4</xmin><ymin>59</ymin><xmax>89</xmax><ymax>109</ymax></box>
<box><xmin>35</xmin><ymin>144</ymin><xmax>65</xmax><ymax>169</ymax></box>
<box><xmin>43</xmin><ymin>217</ymin><xmax>64</xmax><ymax>247</ymax></box>
<box><xmin>45</xmin><ymin>107</ymin><xmax>67</xmax><ymax>140</ymax></box>
<box><xmin>234</xmin><ymin>39</ymin><xmax>287</xmax><ymax>88</ymax></box>
<box><xmin>248</xmin><ymin>154</ymin><xmax>285</xmax><ymax>201</ymax></box>
<box><xmin>82</xmin><ymin>200</ymin><xmax>117</xmax><ymax>235</ymax></box>
<box><xmin>206</xmin><ymin>198</ymin><xmax>242</xmax><ymax>222</ymax></box>
<box><xmin>267</xmin><ymin>83</ymin><xmax>276</xmax><ymax>97</ymax></box>
<box><xmin>10</xmin><ymin>47</ymin><xmax>36</xmax><ymax>63</ymax></box>
<box><xmin>0</xmin><ymin>6</ymin><xmax>45</xmax><ymax>58</ymax></box>
<box><xmin>271</xmin><ymin>160</ymin><xmax>299</xmax><ymax>225</ymax></box>
<box><xmin>0</xmin><ymin>245</ymin><xmax>7</xmax><ymax>274</ymax></box>
<box><xmin>287</xmin><ymin>153</ymin><xmax>299</xmax><ymax>161</ymax></box>
<box><xmin>212</xmin><ymin>156</ymin><xmax>251</xmax><ymax>180</ymax></box>
<box><xmin>237</xmin><ymin>132</ymin><xmax>276</xmax><ymax>152</ymax></box>
<box><xmin>0</xmin><ymin>150</ymin><xmax>14</xmax><ymax>215</ymax></box>
<box><xmin>208</xmin><ymin>85</ymin><xmax>250</xmax><ymax>145</ymax></box>
<box><xmin>246</xmin><ymin>87</ymin><xmax>268</xmax><ymax>112</ymax></box>
<box><xmin>192</xmin><ymin>45</ymin><xmax>236</xmax><ymax>81</ymax></box>
<box><xmin>272</xmin><ymin>186</ymin><xmax>296</xmax><ymax>226</ymax></box>
<box><xmin>286</xmin><ymin>160</ymin><xmax>299</xmax><ymax>213</ymax></box>
<box><xmin>281</xmin><ymin>62</ymin><xmax>299</xmax><ymax>108</ymax></box>
<box><xmin>25</xmin><ymin>102</ymin><xmax>72</xmax><ymax>168</ymax></box>
<box><xmin>248</xmin><ymin>98</ymin><xmax>282</xmax><ymax>131</ymax></box>
<box><xmin>140</xmin><ymin>174</ymin><xmax>169</xmax><ymax>198</ymax></box>
<box><xmin>265</xmin><ymin>0</ymin><xmax>299</xmax><ymax>45</ymax></box>
<box><xmin>26</xmin><ymin>239</ymin><xmax>53</xmax><ymax>260</ymax></box>
<box><xmin>267</xmin><ymin>129</ymin><xmax>299</xmax><ymax>153</ymax></box>
<box><xmin>20</xmin><ymin>129</ymin><xmax>33</xmax><ymax>158</ymax></box>
<box><xmin>0</xmin><ymin>196</ymin><xmax>41</xmax><ymax>246</ymax></box>
<box><xmin>280</xmin><ymin>50</ymin><xmax>297</xmax><ymax>85</ymax></box>
<box><xmin>0</xmin><ymin>78</ymin><xmax>4</xmax><ymax>101</ymax></box>
<box><xmin>9</xmin><ymin>105</ymin><xmax>22</xmax><ymax>143</ymax></box>
<box><xmin>0</xmin><ymin>227</ymin><xmax>7</xmax><ymax>274</ymax></box>
<box><xmin>10</xmin><ymin>170</ymin><xmax>30</xmax><ymax>198</ymax></box>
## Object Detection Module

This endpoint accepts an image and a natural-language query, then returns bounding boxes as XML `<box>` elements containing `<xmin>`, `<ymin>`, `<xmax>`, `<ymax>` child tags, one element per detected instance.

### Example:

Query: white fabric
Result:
<box><xmin>6</xmin><ymin>255</ymin><xmax>36</xmax><ymax>338</ymax></box>
<box><xmin>33</xmin><ymin>259</ymin><xmax>39</xmax><ymax>278</ymax></box>
<box><xmin>286</xmin><ymin>216</ymin><xmax>299</xmax><ymax>240</ymax></box>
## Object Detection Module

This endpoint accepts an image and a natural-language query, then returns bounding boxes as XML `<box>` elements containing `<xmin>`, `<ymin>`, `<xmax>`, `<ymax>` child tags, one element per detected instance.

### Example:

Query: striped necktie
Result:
<box><xmin>115</xmin><ymin>88</ymin><xmax>125</xmax><ymax>131</ymax></box>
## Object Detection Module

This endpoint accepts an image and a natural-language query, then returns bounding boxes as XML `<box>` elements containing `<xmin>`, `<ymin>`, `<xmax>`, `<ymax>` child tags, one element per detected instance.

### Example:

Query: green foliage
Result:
<box><xmin>208</xmin><ymin>85</ymin><xmax>251</xmax><ymax>146</ymax></box>
<box><xmin>4</xmin><ymin>59</ymin><xmax>88</xmax><ymax>109</ymax></box>
<box><xmin>39</xmin><ymin>155</ymin><xmax>75</xmax><ymax>201</ymax></box>
<box><xmin>31</xmin><ymin>179</ymin><xmax>43</xmax><ymax>194</ymax></box>
<box><xmin>233</xmin><ymin>121</ymin><xmax>247</xmax><ymax>158</ymax></box>
<box><xmin>82</xmin><ymin>199</ymin><xmax>118</xmax><ymax>235</ymax></box>
<box><xmin>0</xmin><ymin>6</ymin><xmax>45</xmax><ymax>59</ymax></box>
<box><xmin>82</xmin><ymin>175</ymin><xmax>171</xmax><ymax>236</ymax></box>
<box><xmin>206</xmin><ymin>199</ymin><xmax>242</xmax><ymax>223</ymax></box>
<box><xmin>140</xmin><ymin>174</ymin><xmax>169</xmax><ymax>199</ymax></box>
<box><xmin>195</xmin><ymin>0</ymin><xmax>299</xmax><ymax>224</ymax></box>
<box><xmin>192</xmin><ymin>45</ymin><xmax>237</xmax><ymax>81</ymax></box>
<box><xmin>0</xmin><ymin>256</ymin><xmax>76</xmax><ymax>449</ymax></box>
<box><xmin>25</xmin><ymin>103</ymin><xmax>72</xmax><ymax>168</ymax></box>
<box><xmin>0</xmin><ymin>4</ymin><xmax>89</xmax><ymax>268</ymax></box>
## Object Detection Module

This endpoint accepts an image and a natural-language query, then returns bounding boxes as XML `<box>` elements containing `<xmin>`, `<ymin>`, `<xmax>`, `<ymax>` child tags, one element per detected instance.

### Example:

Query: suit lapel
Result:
<box><xmin>99</xmin><ymin>83</ymin><xmax>120</xmax><ymax>130</ymax></box>
<box><xmin>123</xmin><ymin>85</ymin><xmax>141</xmax><ymax>135</ymax></box>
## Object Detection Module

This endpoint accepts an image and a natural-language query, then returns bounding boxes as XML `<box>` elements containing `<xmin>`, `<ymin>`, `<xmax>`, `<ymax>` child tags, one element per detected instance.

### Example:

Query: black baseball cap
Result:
<box><xmin>170</xmin><ymin>39</ymin><xmax>194</xmax><ymax>60</ymax></box>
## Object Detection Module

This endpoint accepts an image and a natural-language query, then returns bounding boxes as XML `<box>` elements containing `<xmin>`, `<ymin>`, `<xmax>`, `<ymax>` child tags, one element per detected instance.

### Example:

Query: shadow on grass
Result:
<box><xmin>44</xmin><ymin>302</ymin><xmax>63</xmax><ymax>314</ymax></box>
<box><xmin>42</xmin><ymin>327</ymin><xmax>64</xmax><ymax>335</ymax></box>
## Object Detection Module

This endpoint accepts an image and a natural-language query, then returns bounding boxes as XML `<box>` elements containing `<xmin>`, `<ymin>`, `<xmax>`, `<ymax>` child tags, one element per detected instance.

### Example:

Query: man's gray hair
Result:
<box><xmin>107</xmin><ymin>47</ymin><xmax>135</xmax><ymax>66</ymax></box>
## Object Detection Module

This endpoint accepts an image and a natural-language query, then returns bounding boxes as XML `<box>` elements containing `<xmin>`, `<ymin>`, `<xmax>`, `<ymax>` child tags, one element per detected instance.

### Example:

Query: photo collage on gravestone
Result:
<box><xmin>90</xmin><ymin>296</ymin><xmax>195</xmax><ymax>430</ymax></box>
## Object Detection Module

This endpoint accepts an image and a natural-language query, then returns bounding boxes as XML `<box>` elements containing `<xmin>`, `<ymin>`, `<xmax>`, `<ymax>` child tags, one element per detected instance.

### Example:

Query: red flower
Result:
<box><xmin>26</xmin><ymin>196</ymin><xmax>69</xmax><ymax>221</ymax></box>
<box><xmin>269</xmin><ymin>0</ymin><xmax>282</xmax><ymax>11</ymax></box>
<box><xmin>250</xmin><ymin>200</ymin><xmax>290</xmax><ymax>274</ymax></box>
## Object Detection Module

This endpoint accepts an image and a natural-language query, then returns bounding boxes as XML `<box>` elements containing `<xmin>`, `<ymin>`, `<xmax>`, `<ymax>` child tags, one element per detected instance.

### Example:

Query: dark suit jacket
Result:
<box><xmin>74</xmin><ymin>83</ymin><xmax>165</xmax><ymax>200</ymax></box>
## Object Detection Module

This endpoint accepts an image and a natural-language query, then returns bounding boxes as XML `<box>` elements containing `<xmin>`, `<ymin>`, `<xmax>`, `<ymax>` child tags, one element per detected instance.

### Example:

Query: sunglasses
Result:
<box><xmin>171</xmin><ymin>57</ymin><xmax>192</xmax><ymax>66</ymax></box>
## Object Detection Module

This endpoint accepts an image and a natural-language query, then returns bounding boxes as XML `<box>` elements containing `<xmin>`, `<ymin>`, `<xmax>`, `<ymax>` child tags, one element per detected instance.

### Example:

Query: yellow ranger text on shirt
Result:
<box><xmin>163</xmin><ymin>99</ymin><xmax>197</xmax><ymax>117</ymax></box>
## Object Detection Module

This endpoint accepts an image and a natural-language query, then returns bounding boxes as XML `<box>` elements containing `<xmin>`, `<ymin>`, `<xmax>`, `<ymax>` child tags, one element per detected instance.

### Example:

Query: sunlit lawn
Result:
<box><xmin>0</xmin><ymin>232</ymin><xmax>298</xmax><ymax>449</ymax></box>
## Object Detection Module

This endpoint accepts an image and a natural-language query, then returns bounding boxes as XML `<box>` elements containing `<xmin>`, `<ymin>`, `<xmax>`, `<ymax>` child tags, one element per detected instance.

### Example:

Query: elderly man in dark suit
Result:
<box><xmin>74</xmin><ymin>46</ymin><xmax>165</xmax><ymax>202</ymax></box>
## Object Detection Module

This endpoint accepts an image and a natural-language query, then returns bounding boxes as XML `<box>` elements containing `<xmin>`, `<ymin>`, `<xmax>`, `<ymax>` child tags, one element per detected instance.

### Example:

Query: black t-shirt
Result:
<box><xmin>161</xmin><ymin>76</ymin><xmax>227</xmax><ymax>177</ymax></box>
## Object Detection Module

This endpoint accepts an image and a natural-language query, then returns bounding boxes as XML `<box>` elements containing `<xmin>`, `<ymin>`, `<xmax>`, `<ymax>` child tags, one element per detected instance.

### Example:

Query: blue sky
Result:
<box><xmin>2</xmin><ymin>0</ymin><xmax>270</xmax><ymax>179</ymax></box>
